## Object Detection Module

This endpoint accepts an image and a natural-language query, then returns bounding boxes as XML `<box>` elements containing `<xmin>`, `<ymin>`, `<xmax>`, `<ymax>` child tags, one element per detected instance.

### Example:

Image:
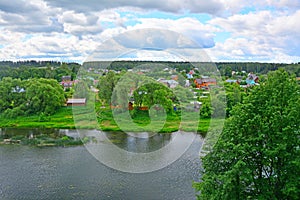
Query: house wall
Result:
<box><xmin>194</xmin><ymin>80</ymin><xmax>217</xmax><ymax>88</ymax></box>
<box><xmin>67</xmin><ymin>102</ymin><xmax>86</xmax><ymax>106</ymax></box>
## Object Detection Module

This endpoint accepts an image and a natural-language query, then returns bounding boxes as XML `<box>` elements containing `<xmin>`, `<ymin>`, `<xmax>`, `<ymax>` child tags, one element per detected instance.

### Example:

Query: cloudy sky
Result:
<box><xmin>0</xmin><ymin>0</ymin><xmax>300</xmax><ymax>63</ymax></box>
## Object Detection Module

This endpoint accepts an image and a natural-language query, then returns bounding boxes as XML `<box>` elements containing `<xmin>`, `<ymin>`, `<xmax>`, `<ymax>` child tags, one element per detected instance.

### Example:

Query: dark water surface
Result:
<box><xmin>0</xmin><ymin>129</ymin><xmax>202</xmax><ymax>200</ymax></box>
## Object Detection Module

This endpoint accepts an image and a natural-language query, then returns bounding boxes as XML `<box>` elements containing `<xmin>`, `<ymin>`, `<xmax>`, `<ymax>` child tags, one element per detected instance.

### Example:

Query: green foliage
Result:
<box><xmin>224</xmin><ymin>82</ymin><xmax>243</xmax><ymax>117</ymax></box>
<box><xmin>0</xmin><ymin>61</ymin><xmax>80</xmax><ymax>81</ymax></box>
<box><xmin>25</xmin><ymin>78</ymin><xmax>65</xmax><ymax>115</ymax></box>
<box><xmin>133</xmin><ymin>82</ymin><xmax>174</xmax><ymax>113</ymax></box>
<box><xmin>0</xmin><ymin>78</ymin><xmax>65</xmax><ymax>117</ymax></box>
<box><xmin>73</xmin><ymin>80</ymin><xmax>89</xmax><ymax>99</ymax></box>
<box><xmin>195</xmin><ymin>69</ymin><xmax>300</xmax><ymax>199</ymax></box>
<box><xmin>97</xmin><ymin>71</ymin><xmax>119</xmax><ymax>104</ymax></box>
<box><xmin>200</xmin><ymin>101</ymin><xmax>212</xmax><ymax>118</ymax></box>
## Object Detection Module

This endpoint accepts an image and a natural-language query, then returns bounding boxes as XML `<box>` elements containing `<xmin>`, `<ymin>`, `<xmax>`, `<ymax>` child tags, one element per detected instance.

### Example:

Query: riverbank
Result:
<box><xmin>0</xmin><ymin>106</ymin><xmax>217</xmax><ymax>135</ymax></box>
<box><xmin>0</xmin><ymin>134</ymin><xmax>83</xmax><ymax>147</ymax></box>
<box><xmin>0</xmin><ymin>107</ymin><xmax>76</xmax><ymax>129</ymax></box>
<box><xmin>0</xmin><ymin>128</ymin><xmax>96</xmax><ymax>147</ymax></box>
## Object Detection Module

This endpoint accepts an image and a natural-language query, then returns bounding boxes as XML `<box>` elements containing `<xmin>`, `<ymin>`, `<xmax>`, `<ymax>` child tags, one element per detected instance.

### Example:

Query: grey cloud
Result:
<box><xmin>1</xmin><ymin>14</ymin><xmax>63</xmax><ymax>33</ymax></box>
<box><xmin>114</xmin><ymin>29</ymin><xmax>199</xmax><ymax>49</ymax></box>
<box><xmin>86</xmin><ymin>29</ymin><xmax>210</xmax><ymax>62</ymax></box>
<box><xmin>43</xmin><ymin>0</ymin><xmax>224</xmax><ymax>14</ymax></box>
<box><xmin>0</xmin><ymin>1</ymin><xmax>63</xmax><ymax>33</ymax></box>
<box><xmin>0</xmin><ymin>0</ymin><xmax>40</xmax><ymax>14</ymax></box>
<box><xmin>62</xmin><ymin>12</ymin><xmax>99</xmax><ymax>26</ymax></box>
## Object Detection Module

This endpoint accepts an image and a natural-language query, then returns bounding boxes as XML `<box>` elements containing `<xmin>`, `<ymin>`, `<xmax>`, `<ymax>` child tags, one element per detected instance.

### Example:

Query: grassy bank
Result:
<box><xmin>0</xmin><ymin>104</ymin><xmax>221</xmax><ymax>134</ymax></box>
<box><xmin>0</xmin><ymin>107</ymin><xmax>75</xmax><ymax>129</ymax></box>
<box><xmin>97</xmin><ymin>107</ymin><xmax>217</xmax><ymax>134</ymax></box>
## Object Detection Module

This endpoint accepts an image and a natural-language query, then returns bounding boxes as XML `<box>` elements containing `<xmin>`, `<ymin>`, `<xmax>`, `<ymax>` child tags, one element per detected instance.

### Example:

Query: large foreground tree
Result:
<box><xmin>195</xmin><ymin>69</ymin><xmax>300</xmax><ymax>199</ymax></box>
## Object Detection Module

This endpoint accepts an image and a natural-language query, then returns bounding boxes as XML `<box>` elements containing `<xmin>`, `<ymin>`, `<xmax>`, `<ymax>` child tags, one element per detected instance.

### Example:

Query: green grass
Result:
<box><xmin>97</xmin><ymin>107</ymin><xmax>216</xmax><ymax>134</ymax></box>
<box><xmin>0</xmin><ymin>107</ymin><xmax>75</xmax><ymax>129</ymax></box>
<box><xmin>0</xmin><ymin>102</ymin><xmax>223</xmax><ymax>135</ymax></box>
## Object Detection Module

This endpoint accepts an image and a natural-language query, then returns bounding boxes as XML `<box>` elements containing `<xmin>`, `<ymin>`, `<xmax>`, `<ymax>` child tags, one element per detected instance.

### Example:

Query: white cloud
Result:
<box><xmin>207</xmin><ymin>9</ymin><xmax>300</xmax><ymax>62</ymax></box>
<box><xmin>0</xmin><ymin>0</ymin><xmax>299</xmax><ymax>63</ymax></box>
<box><xmin>0</xmin><ymin>32</ymin><xmax>93</xmax><ymax>62</ymax></box>
<box><xmin>127</xmin><ymin>17</ymin><xmax>219</xmax><ymax>48</ymax></box>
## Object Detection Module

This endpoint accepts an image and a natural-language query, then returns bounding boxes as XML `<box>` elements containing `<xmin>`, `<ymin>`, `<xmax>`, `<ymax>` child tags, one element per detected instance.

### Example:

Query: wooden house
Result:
<box><xmin>66</xmin><ymin>98</ymin><xmax>86</xmax><ymax>106</ymax></box>
<box><xmin>194</xmin><ymin>77</ymin><xmax>217</xmax><ymax>88</ymax></box>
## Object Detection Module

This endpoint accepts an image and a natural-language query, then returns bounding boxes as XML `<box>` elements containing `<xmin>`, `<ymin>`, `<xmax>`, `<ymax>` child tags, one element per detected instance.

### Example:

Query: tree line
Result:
<box><xmin>0</xmin><ymin>61</ymin><xmax>80</xmax><ymax>81</ymax></box>
<box><xmin>83</xmin><ymin>61</ymin><xmax>300</xmax><ymax>76</ymax></box>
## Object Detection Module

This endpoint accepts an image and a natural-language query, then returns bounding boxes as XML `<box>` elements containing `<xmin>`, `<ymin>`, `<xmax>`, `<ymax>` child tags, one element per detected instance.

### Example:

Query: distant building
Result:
<box><xmin>194</xmin><ymin>77</ymin><xmax>217</xmax><ymax>88</ymax></box>
<box><xmin>158</xmin><ymin>78</ymin><xmax>178</xmax><ymax>88</ymax></box>
<box><xmin>185</xmin><ymin>80</ymin><xmax>190</xmax><ymax>87</ymax></box>
<box><xmin>61</xmin><ymin>75</ymin><xmax>73</xmax><ymax>88</ymax></box>
<box><xmin>246</xmin><ymin>72</ymin><xmax>259</xmax><ymax>85</ymax></box>
<box><xmin>186</xmin><ymin>70</ymin><xmax>195</xmax><ymax>79</ymax></box>
<box><xmin>66</xmin><ymin>98</ymin><xmax>86</xmax><ymax>106</ymax></box>
<box><xmin>171</xmin><ymin>75</ymin><xmax>178</xmax><ymax>81</ymax></box>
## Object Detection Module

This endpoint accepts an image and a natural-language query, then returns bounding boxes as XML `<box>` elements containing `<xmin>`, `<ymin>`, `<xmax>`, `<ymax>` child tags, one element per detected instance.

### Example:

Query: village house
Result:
<box><xmin>157</xmin><ymin>78</ymin><xmax>179</xmax><ymax>88</ymax></box>
<box><xmin>61</xmin><ymin>75</ymin><xmax>78</xmax><ymax>89</ymax></box>
<box><xmin>66</xmin><ymin>98</ymin><xmax>86</xmax><ymax>106</ymax></box>
<box><xmin>186</xmin><ymin>70</ymin><xmax>195</xmax><ymax>79</ymax></box>
<box><xmin>194</xmin><ymin>77</ymin><xmax>217</xmax><ymax>89</ymax></box>
<box><xmin>246</xmin><ymin>72</ymin><xmax>259</xmax><ymax>85</ymax></box>
<box><xmin>171</xmin><ymin>75</ymin><xmax>178</xmax><ymax>81</ymax></box>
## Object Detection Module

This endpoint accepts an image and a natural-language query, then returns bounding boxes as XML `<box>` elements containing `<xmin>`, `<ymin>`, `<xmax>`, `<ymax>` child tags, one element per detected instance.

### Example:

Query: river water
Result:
<box><xmin>0</xmin><ymin>128</ymin><xmax>202</xmax><ymax>200</ymax></box>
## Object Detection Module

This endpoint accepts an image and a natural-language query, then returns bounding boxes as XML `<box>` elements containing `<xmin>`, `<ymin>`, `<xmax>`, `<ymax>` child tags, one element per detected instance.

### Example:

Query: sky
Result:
<box><xmin>0</xmin><ymin>0</ymin><xmax>300</xmax><ymax>63</ymax></box>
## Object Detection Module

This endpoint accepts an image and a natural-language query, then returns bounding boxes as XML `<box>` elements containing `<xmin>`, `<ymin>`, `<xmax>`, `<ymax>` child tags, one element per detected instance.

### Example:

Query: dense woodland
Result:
<box><xmin>1</xmin><ymin>60</ymin><xmax>300</xmax><ymax>80</ymax></box>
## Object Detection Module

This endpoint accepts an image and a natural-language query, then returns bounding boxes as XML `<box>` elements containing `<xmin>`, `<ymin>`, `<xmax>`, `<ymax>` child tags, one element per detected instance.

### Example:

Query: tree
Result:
<box><xmin>0</xmin><ymin>77</ymin><xmax>26</xmax><ymax>115</ymax></box>
<box><xmin>25</xmin><ymin>78</ymin><xmax>65</xmax><ymax>115</ymax></box>
<box><xmin>195</xmin><ymin>69</ymin><xmax>300</xmax><ymax>199</ymax></box>
<box><xmin>133</xmin><ymin>82</ymin><xmax>173</xmax><ymax>113</ymax></box>
<box><xmin>97</xmin><ymin>71</ymin><xmax>119</xmax><ymax>104</ymax></box>
<box><xmin>73</xmin><ymin>80</ymin><xmax>89</xmax><ymax>99</ymax></box>
<box><xmin>224</xmin><ymin>66</ymin><xmax>232</xmax><ymax>77</ymax></box>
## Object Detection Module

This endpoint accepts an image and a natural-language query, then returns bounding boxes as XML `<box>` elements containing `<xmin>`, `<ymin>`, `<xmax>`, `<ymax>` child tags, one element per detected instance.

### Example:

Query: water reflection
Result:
<box><xmin>103</xmin><ymin>131</ymin><xmax>172</xmax><ymax>153</ymax></box>
<box><xmin>1</xmin><ymin>128</ymin><xmax>200</xmax><ymax>173</ymax></box>
<box><xmin>78</xmin><ymin>129</ymin><xmax>197</xmax><ymax>173</ymax></box>
<box><xmin>0</xmin><ymin>128</ymin><xmax>79</xmax><ymax>139</ymax></box>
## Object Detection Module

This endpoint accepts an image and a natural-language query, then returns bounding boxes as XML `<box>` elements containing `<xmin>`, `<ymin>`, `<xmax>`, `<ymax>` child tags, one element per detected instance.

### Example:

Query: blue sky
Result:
<box><xmin>0</xmin><ymin>0</ymin><xmax>300</xmax><ymax>63</ymax></box>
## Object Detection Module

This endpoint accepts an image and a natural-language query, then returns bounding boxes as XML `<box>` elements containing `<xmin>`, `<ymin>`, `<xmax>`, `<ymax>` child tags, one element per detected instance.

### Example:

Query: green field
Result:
<box><xmin>0</xmin><ymin>104</ymin><xmax>219</xmax><ymax>135</ymax></box>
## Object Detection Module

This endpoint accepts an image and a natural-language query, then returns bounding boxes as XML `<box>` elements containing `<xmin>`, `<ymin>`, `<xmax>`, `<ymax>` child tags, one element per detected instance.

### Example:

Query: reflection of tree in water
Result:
<box><xmin>1</xmin><ymin>127</ymin><xmax>60</xmax><ymax>137</ymax></box>
<box><xmin>104</xmin><ymin>131</ymin><xmax>172</xmax><ymax>153</ymax></box>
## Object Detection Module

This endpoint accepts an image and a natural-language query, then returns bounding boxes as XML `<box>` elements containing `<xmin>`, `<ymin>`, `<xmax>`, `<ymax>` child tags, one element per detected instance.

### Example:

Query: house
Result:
<box><xmin>186</xmin><ymin>70</ymin><xmax>195</xmax><ymax>79</ymax></box>
<box><xmin>171</xmin><ymin>75</ymin><xmax>178</xmax><ymax>81</ymax></box>
<box><xmin>246</xmin><ymin>72</ymin><xmax>259</xmax><ymax>85</ymax></box>
<box><xmin>66</xmin><ymin>98</ymin><xmax>86</xmax><ymax>106</ymax></box>
<box><xmin>62</xmin><ymin>76</ymin><xmax>71</xmax><ymax>81</ymax></box>
<box><xmin>194</xmin><ymin>77</ymin><xmax>217</xmax><ymax>88</ymax></box>
<box><xmin>61</xmin><ymin>75</ymin><xmax>73</xmax><ymax>88</ymax></box>
<box><xmin>185</xmin><ymin>80</ymin><xmax>190</xmax><ymax>87</ymax></box>
<box><xmin>158</xmin><ymin>78</ymin><xmax>179</xmax><ymax>88</ymax></box>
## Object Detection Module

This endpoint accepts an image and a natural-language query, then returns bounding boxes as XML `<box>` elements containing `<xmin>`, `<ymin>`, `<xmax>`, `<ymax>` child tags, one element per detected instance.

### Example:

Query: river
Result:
<box><xmin>0</xmin><ymin>128</ymin><xmax>202</xmax><ymax>200</ymax></box>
